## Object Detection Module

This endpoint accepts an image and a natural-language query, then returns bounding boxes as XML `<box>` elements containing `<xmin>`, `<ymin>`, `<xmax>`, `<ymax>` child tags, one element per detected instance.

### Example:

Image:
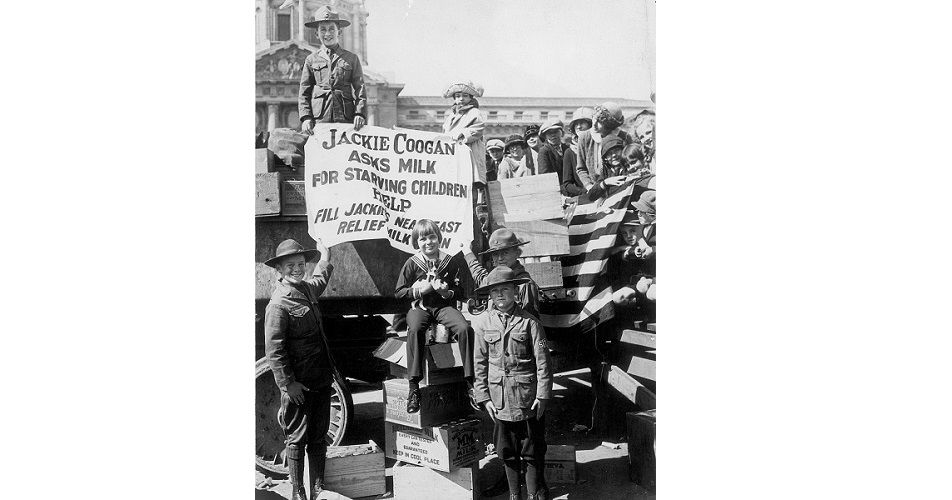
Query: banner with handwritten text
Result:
<box><xmin>304</xmin><ymin>124</ymin><xmax>474</xmax><ymax>253</ymax></box>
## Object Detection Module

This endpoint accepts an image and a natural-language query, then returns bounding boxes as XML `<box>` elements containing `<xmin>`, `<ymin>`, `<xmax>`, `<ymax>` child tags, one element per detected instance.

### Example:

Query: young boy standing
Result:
<box><xmin>264</xmin><ymin>238</ymin><xmax>339</xmax><ymax>500</ymax></box>
<box><xmin>473</xmin><ymin>267</ymin><xmax>553</xmax><ymax>500</ymax></box>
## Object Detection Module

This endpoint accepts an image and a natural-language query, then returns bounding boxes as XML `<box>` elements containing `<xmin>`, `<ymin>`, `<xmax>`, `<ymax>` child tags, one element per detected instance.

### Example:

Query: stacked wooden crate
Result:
<box><xmin>375</xmin><ymin>338</ymin><xmax>484</xmax><ymax>499</ymax></box>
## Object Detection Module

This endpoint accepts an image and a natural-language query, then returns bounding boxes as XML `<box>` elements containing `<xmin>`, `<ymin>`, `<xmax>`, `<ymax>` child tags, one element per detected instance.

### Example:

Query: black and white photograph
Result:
<box><xmin>11</xmin><ymin>1</ymin><xmax>952</xmax><ymax>499</ymax></box>
<box><xmin>253</xmin><ymin>1</ymin><xmax>656</xmax><ymax>498</ymax></box>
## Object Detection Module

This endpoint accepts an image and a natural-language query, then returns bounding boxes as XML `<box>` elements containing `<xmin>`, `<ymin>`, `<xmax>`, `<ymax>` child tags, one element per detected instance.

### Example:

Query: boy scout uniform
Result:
<box><xmin>298</xmin><ymin>45</ymin><xmax>366</xmax><ymax>124</ymax></box>
<box><xmin>263</xmin><ymin>239</ymin><xmax>337</xmax><ymax>499</ymax></box>
<box><xmin>473</xmin><ymin>288</ymin><xmax>553</xmax><ymax>499</ymax></box>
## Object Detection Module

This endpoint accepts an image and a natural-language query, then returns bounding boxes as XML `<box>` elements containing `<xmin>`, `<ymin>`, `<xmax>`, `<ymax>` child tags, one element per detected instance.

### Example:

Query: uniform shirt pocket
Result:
<box><xmin>513</xmin><ymin>373</ymin><xmax>537</xmax><ymax>407</ymax></box>
<box><xmin>483</xmin><ymin>331</ymin><xmax>502</xmax><ymax>358</ymax></box>
<box><xmin>509</xmin><ymin>332</ymin><xmax>531</xmax><ymax>358</ymax></box>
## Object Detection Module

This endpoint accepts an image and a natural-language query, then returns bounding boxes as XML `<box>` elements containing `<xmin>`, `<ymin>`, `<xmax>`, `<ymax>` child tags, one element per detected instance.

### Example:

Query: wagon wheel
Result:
<box><xmin>255</xmin><ymin>357</ymin><xmax>354</xmax><ymax>476</ymax></box>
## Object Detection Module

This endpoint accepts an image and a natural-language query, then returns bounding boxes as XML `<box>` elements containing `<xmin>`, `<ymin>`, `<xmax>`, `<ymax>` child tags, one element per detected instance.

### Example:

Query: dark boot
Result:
<box><xmin>287</xmin><ymin>448</ymin><xmax>307</xmax><ymax>500</ymax></box>
<box><xmin>308</xmin><ymin>451</ymin><xmax>326</xmax><ymax>499</ymax></box>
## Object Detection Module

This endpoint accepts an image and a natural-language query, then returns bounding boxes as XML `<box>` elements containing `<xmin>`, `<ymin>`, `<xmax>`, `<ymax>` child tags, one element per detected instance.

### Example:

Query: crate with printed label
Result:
<box><xmin>543</xmin><ymin>444</ymin><xmax>577</xmax><ymax>484</ymax></box>
<box><xmin>384</xmin><ymin>417</ymin><xmax>483</xmax><ymax>473</ymax></box>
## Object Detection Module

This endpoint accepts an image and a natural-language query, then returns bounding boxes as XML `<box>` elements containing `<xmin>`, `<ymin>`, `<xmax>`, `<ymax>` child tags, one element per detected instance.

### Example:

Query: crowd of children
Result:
<box><xmin>386</xmin><ymin>82</ymin><xmax>657</xmax><ymax>500</ymax></box>
<box><xmin>268</xmin><ymin>71</ymin><xmax>657</xmax><ymax>500</ymax></box>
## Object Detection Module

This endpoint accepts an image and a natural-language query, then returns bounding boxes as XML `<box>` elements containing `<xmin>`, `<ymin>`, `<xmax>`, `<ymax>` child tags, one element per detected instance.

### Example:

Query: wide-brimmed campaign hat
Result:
<box><xmin>479</xmin><ymin>228</ymin><xmax>530</xmax><ymax>256</ymax></box>
<box><xmin>305</xmin><ymin>5</ymin><xmax>351</xmax><ymax>28</ymax></box>
<box><xmin>503</xmin><ymin>134</ymin><xmax>528</xmax><ymax>150</ymax></box>
<box><xmin>443</xmin><ymin>81</ymin><xmax>484</xmax><ymax>98</ymax></box>
<box><xmin>486</xmin><ymin>139</ymin><xmax>505</xmax><ymax>151</ymax></box>
<box><xmin>569</xmin><ymin>107</ymin><xmax>594</xmax><ymax>131</ymax></box>
<box><xmin>539</xmin><ymin>118</ymin><xmax>565</xmax><ymax>136</ymax></box>
<box><xmin>476</xmin><ymin>266</ymin><xmax>530</xmax><ymax>294</ymax></box>
<box><xmin>265</xmin><ymin>239</ymin><xmax>319</xmax><ymax>268</ymax></box>
<box><xmin>631</xmin><ymin>191</ymin><xmax>657</xmax><ymax>214</ymax></box>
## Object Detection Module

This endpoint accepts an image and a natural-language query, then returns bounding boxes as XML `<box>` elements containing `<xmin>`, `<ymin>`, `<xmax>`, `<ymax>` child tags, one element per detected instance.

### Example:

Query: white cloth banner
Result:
<box><xmin>304</xmin><ymin>124</ymin><xmax>474</xmax><ymax>253</ymax></box>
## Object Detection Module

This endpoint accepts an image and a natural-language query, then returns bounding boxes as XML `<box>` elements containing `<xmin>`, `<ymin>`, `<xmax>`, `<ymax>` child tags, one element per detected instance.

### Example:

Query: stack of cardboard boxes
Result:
<box><xmin>374</xmin><ymin>336</ymin><xmax>485</xmax><ymax>499</ymax></box>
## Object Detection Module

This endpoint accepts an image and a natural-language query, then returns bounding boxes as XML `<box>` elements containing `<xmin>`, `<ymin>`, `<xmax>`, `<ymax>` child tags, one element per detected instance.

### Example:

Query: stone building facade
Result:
<box><xmin>255</xmin><ymin>0</ymin><xmax>654</xmax><ymax>138</ymax></box>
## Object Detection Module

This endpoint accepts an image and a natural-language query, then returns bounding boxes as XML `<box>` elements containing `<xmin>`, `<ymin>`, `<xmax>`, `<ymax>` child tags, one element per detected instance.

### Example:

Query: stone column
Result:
<box><xmin>267</xmin><ymin>102</ymin><xmax>280</xmax><ymax>131</ymax></box>
<box><xmin>297</xmin><ymin>0</ymin><xmax>305</xmax><ymax>41</ymax></box>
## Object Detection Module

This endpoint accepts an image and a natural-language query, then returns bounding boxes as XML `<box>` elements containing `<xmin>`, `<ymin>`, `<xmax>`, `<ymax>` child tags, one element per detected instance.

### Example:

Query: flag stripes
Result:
<box><xmin>540</xmin><ymin>183</ymin><xmax>638</xmax><ymax>334</ymax></box>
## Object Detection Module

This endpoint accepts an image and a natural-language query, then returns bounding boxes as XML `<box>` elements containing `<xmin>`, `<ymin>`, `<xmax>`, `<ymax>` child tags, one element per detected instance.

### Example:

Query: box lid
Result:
<box><xmin>373</xmin><ymin>338</ymin><xmax>464</xmax><ymax>369</ymax></box>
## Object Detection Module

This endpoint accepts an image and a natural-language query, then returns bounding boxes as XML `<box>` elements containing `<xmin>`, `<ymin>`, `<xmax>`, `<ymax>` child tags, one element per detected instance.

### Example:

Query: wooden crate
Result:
<box><xmin>375</xmin><ymin>338</ymin><xmax>466</xmax><ymax>387</ymax></box>
<box><xmin>614</xmin><ymin>329</ymin><xmax>656</xmax><ymax>394</ymax></box>
<box><xmin>543</xmin><ymin>444</ymin><xmax>577</xmax><ymax>484</ymax></box>
<box><xmin>383</xmin><ymin>378</ymin><xmax>472</xmax><ymax>429</ymax></box>
<box><xmin>323</xmin><ymin>440</ymin><xmax>386</xmax><ymax>499</ymax></box>
<box><xmin>255</xmin><ymin>172</ymin><xmax>281</xmax><ymax>216</ymax></box>
<box><xmin>393</xmin><ymin>463</ymin><xmax>480</xmax><ymax>500</ymax></box>
<box><xmin>280</xmin><ymin>179</ymin><xmax>307</xmax><ymax>216</ymax></box>
<box><xmin>488</xmin><ymin>174</ymin><xmax>569</xmax><ymax>257</ymax></box>
<box><xmin>626</xmin><ymin>410</ymin><xmax>656</xmax><ymax>492</ymax></box>
<box><xmin>255</xmin><ymin>148</ymin><xmax>273</xmax><ymax>173</ymax></box>
<box><xmin>522</xmin><ymin>261</ymin><xmax>565</xmax><ymax>289</ymax></box>
<box><xmin>384</xmin><ymin>418</ymin><xmax>483</xmax><ymax>473</ymax></box>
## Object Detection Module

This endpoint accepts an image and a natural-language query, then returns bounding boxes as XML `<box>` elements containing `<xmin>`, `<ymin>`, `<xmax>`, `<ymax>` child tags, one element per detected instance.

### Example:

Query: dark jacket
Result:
<box><xmin>575</xmin><ymin>129</ymin><xmax>634</xmax><ymax>192</ymax></box>
<box><xmin>561</xmin><ymin>147</ymin><xmax>587</xmax><ymax>196</ymax></box>
<box><xmin>473</xmin><ymin>304</ymin><xmax>552</xmax><ymax>422</ymax></box>
<box><xmin>298</xmin><ymin>45</ymin><xmax>367</xmax><ymax>123</ymax></box>
<box><xmin>264</xmin><ymin>262</ymin><xmax>336</xmax><ymax>389</ymax></box>
<box><xmin>537</xmin><ymin>143</ymin><xmax>567</xmax><ymax>182</ymax></box>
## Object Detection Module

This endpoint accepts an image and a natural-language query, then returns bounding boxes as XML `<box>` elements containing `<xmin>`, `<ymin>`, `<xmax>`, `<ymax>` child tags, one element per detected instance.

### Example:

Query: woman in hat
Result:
<box><xmin>472</xmin><ymin>266</ymin><xmax>553</xmax><ymax>500</ymax></box>
<box><xmin>464</xmin><ymin>228</ymin><xmax>541</xmax><ymax>318</ymax></box>
<box><xmin>299</xmin><ymin>6</ymin><xmax>367</xmax><ymax>134</ymax></box>
<box><xmin>561</xmin><ymin>107</ymin><xmax>593</xmax><ymax>197</ymax></box>
<box><xmin>498</xmin><ymin>134</ymin><xmax>533</xmax><ymax>179</ymax></box>
<box><xmin>536</xmin><ymin>119</ymin><xmax>567</xmax><ymax>183</ymax></box>
<box><xmin>585</xmin><ymin>134</ymin><xmax>630</xmax><ymax>200</ymax></box>
<box><xmin>263</xmin><ymin>238</ymin><xmax>340</xmax><ymax>500</ymax></box>
<box><xmin>442</xmin><ymin>81</ymin><xmax>488</xmax><ymax>189</ymax></box>
<box><xmin>524</xmin><ymin>124</ymin><xmax>542</xmax><ymax>174</ymax></box>
<box><xmin>575</xmin><ymin>102</ymin><xmax>635</xmax><ymax>196</ymax></box>
<box><xmin>631</xmin><ymin>110</ymin><xmax>656</xmax><ymax>173</ymax></box>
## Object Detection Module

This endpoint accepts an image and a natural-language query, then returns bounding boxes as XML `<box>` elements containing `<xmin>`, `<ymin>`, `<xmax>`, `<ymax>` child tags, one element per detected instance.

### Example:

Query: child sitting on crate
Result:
<box><xmin>393</xmin><ymin>219</ymin><xmax>474</xmax><ymax>413</ymax></box>
<box><xmin>463</xmin><ymin>227</ymin><xmax>541</xmax><ymax>318</ymax></box>
<box><xmin>473</xmin><ymin>267</ymin><xmax>553</xmax><ymax>500</ymax></box>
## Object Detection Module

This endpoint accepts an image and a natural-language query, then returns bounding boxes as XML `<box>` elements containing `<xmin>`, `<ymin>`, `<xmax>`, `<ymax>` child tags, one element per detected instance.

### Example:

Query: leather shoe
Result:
<box><xmin>406</xmin><ymin>388</ymin><xmax>422</xmax><ymax>413</ymax></box>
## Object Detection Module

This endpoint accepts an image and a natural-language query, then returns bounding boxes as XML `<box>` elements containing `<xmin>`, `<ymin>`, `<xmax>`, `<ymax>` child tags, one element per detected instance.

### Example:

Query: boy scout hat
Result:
<box><xmin>504</xmin><ymin>134</ymin><xmax>528</xmax><ymax>150</ymax></box>
<box><xmin>479</xmin><ymin>228</ymin><xmax>529</xmax><ymax>256</ymax></box>
<box><xmin>265</xmin><ymin>239</ymin><xmax>320</xmax><ymax>268</ymax></box>
<box><xmin>305</xmin><ymin>5</ymin><xmax>351</xmax><ymax>28</ymax></box>
<box><xmin>569</xmin><ymin>107</ymin><xmax>594</xmax><ymax>131</ymax></box>
<box><xmin>631</xmin><ymin>191</ymin><xmax>657</xmax><ymax>214</ymax></box>
<box><xmin>476</xmin><ymin>266</ymin><xmax>530</xmax><ymax>294</ymax></box>
<box><xmin>486</xmin><ymin>139</ymin><xmax>505</xmax><ymax>151</ymax></box>
<box><xmin>539</xmin><ymin>118</ymin><xmax>565</xmax><ymax>136</ymax></box>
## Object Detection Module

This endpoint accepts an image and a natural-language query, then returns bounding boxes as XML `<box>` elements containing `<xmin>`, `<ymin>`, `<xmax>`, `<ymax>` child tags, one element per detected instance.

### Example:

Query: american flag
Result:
<box><xmin>540</xmin><ymin>182</ymin><xmax>640</xmax><ymax>335</ymax></box>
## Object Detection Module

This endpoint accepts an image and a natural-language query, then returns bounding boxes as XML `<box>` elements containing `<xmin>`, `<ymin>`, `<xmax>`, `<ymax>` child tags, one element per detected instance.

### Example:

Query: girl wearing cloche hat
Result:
<box><xmin>442</xmin><ymin>81</ymin><xmax>488</xmax><ymax>188</ymax></box>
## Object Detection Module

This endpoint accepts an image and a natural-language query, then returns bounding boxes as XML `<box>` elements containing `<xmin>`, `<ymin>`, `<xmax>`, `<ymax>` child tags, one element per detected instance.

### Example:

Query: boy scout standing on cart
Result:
<box><xmin>473</xmin><ymin>267</ymin><xmax>553</xmax><ymax>500</ymax></box>
<box><xmin>299</xmin><ymin>5</ymin><xmax>366</xmax><ymax>133</ymax></box>
<box><xmin>264</xmin><ymin>238</ymin><xmax>339</xmax><ymax>500</ymax></box>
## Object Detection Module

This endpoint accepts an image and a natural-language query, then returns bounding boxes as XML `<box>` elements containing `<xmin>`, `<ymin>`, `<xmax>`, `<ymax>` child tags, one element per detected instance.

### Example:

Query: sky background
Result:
<box><xmin>364</xmin><ymin>0</ymin><xmax>655</xmax><ymax>99</ymax></box>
